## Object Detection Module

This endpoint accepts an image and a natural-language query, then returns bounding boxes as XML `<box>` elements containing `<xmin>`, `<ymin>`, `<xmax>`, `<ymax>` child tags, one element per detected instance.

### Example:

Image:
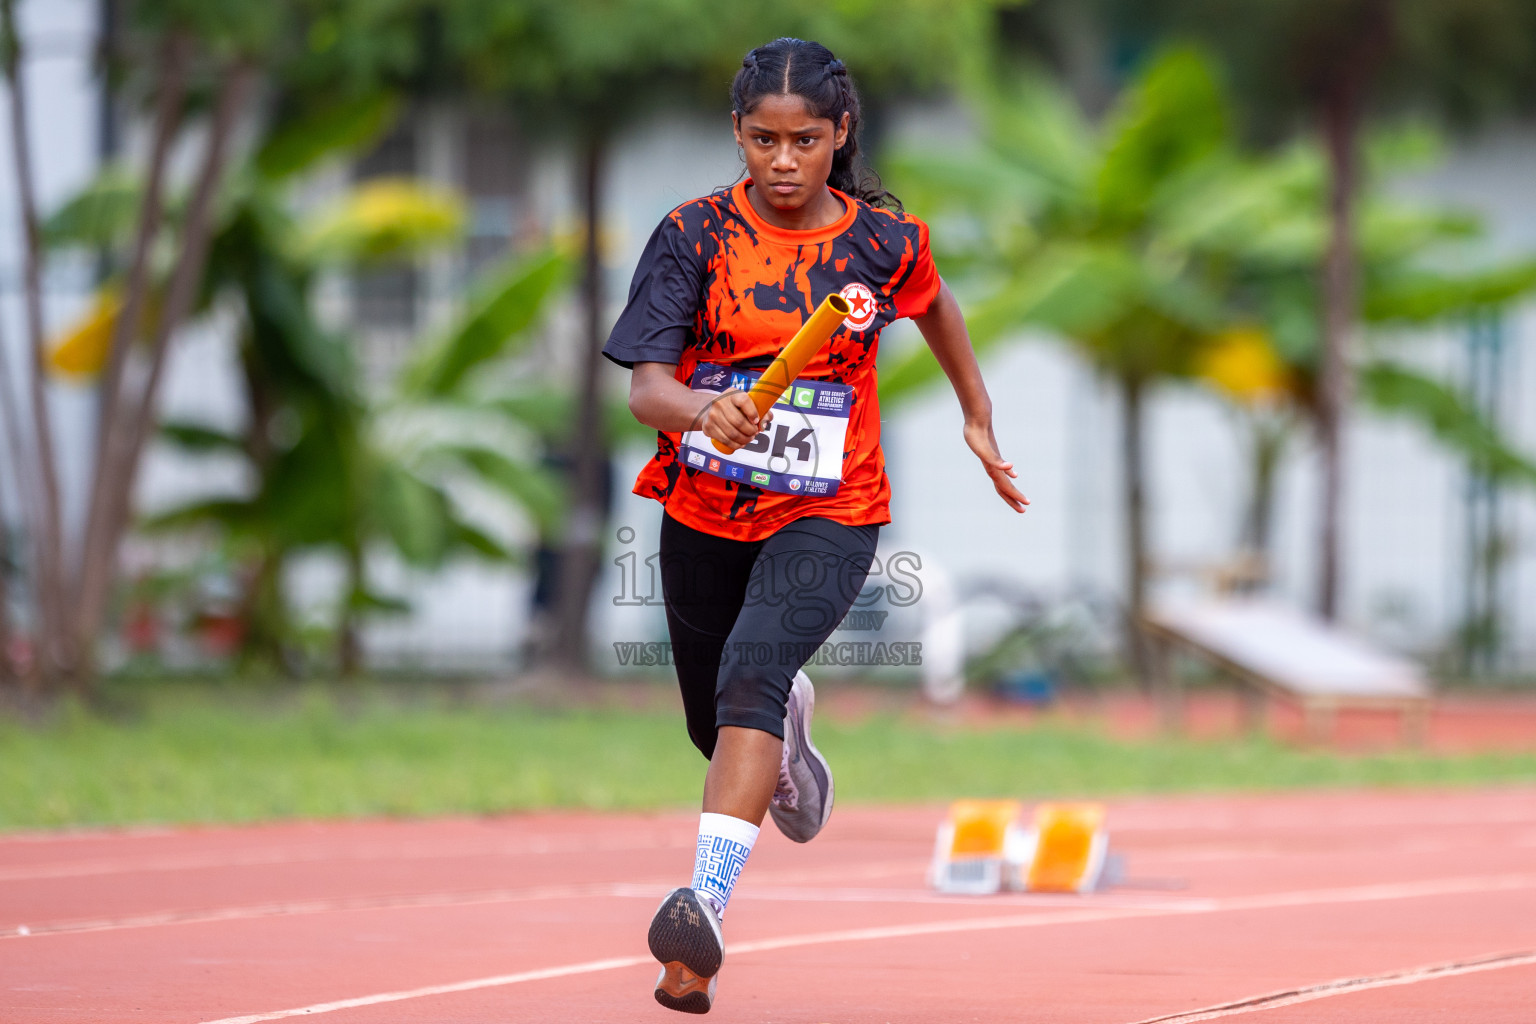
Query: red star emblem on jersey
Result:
<box><xmin>839</xmin><ymin>282</ymin><xmax>878</xmax><ymax>332</ymax></box>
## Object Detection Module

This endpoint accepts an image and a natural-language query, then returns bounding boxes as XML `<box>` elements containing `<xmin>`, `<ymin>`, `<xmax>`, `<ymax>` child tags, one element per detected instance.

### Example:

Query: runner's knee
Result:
<box><xmin>714</xmin><ymin>657</ymin><xmax>789</xmax><ymax>740</ymax></box>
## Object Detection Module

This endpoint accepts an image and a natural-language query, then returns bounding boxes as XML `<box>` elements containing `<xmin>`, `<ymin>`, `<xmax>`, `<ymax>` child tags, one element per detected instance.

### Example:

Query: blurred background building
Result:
<box><xmin>2</xmin><ymin>0</ymin><xmax>1535</xmax><ymax>686</ymax></box>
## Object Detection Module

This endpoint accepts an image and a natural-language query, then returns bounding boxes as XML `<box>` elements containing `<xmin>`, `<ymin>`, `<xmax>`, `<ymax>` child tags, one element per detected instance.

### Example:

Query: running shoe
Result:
<box><xmin>648</xmin><ymin>887</ymin><xmax>724</xmax><ymax>1014</ymax></box>
<box><xmin>769</xmin><ymin>670</ymin><xmax>834</xmax><ymax>843</ymax></box>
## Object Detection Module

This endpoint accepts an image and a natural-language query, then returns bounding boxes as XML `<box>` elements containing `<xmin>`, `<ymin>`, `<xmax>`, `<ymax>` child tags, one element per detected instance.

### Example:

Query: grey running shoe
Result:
<box><xmin>648</xmin><ymin>887</ymin><xmax>723</xmax><ymax>1014</ymax></box>
<box><xmin>769</xmin><ymin>671</ymin><xmax>834</xmax><ymax>843</ymax></box>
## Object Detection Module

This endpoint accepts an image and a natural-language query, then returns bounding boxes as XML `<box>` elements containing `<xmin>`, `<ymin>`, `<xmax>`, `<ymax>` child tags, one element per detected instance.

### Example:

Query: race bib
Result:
<box><xmin>679</xmin><ymin>362</ymin><xmax>854</xmax><ymax>497</ymax></box>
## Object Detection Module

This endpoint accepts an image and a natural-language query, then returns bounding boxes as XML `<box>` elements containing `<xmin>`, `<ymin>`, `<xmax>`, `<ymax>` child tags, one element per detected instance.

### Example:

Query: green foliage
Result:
<box><xmin>129</xmin><ymin>1</ymin><xmax>283</xmax><ymax>55</ymax></box>
<box><xmin>300</xmin><ymin>179</ymin><xmax>466</xmax><ymax>264</ymax></box>
<box><xmin>485</xmin><ymin>392</ymin><xmax>658</xmax><ymax>450</ymax></box>
<box><xmin>275</xmin><ymin>1</ymin><xmax>427</xmax><ymax>96</ymax></box>
<box><xmin>42</xmin><ymin>168</ymin><xmax>142</xmax><ymax>250</ymax></box>
<box><xmin>260</xmin><ymin>419</ymin><xmax>357</xmax><ymax>547</ymax></box>
<box><xmin>158</xmin><ymin>420</ymin><xmax>245</xmax><ymax>453</ymax></box>
<box><xmin>1150</xmin><ymin>0</ymin><xmax>1536</xmax><ymax>131</ymax></box>
<box><xmin>435</xmin><ymin>445</ymin><xmax>566</xmax><ymax>535</ymax></box>
<box><xmin>374</xmin><ymin>463</ymin><xmax>453</xmax><ymax>567</ymax></box>
<box><xmin>1140</xmin><ymin>113</ymin><xmax>1536</xmax><ymax>562</ymax></box>
<box><xmin>47</xmin><ymin>91</ymin><xmax>577</xmax><ymax>671</ymax></box>
<box><xmin>121</xmin><ymin>1</ymin><xmax>428</xmax><ymax>94</ymax></box>
<box><xmin>1162</xmin><ymin>125</ymin><xmax>1536</xmax><ymax>454</ymax></box>
<box><xmin>176</xmin><ymin>218</ymin><xmax>569</xmax><ymax>662</ymax></box>
<box><xmin>1359</xmin><ymin>362</ymin><xmax>1536</xmax><ymax>488</ymax></box>
<box><xmin>883</xmin><ymin>46</ymin><xmax>1237</xmax><ymax>407</ymax></box>
<box><xmin>1365</xmin><ymin>262</ymin><xmax>1536</xmax><ymax>323</ymax></box>
<box><xmin>402</xmin><ymin>247</ymin><xmax>571</xmax><ymax>397</ymax></box>
<box><xmin>1095</xmin><ymin>46</ymin><xmax>1228</xmax><ymax>228</ymax></box>
<box><xmin>443</xmin><ymin>0</ymin><xmax>1022</xmax><ymax>110</ymax></box>
<box><xmin>254</xmin><ymin>91</ymin><xmax>400</xmax><ymax>181</ymax></box>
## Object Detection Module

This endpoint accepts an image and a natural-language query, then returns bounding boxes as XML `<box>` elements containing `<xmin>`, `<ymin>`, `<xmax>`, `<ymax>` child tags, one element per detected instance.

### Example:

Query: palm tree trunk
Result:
<box><xmin>0</xmin><ymin>531</ymin><xmax>13</xmax><ymax>686</ymax></box>
<box><xmin>1315</xmin><ymin>93</ymin><xmax>1357</xmax><ymax>621</ymax></box>
<box><xmin>338</xmin><ymin>542</ymin><xmax>364</xmax><ymax>678</ymax></box>
<box><xmin>548</xmin><ymin>128</ymin><xmax>610</xmax><ymax>670</ymax></box>
<box><xmin>1120</xmin><ymin>373</ymin><xmax>1151</xmax><ymax>687</ymax></box>
<box><xmin>1313</xmin><ymin>0</ymin><xmax>1390</xmax><ymax>620</ymax></box>
<box><xmin>89</xmin><ymin>30</ymin><xmax>188</xmax><ymax>472</ymax></box>
<box><xmin>1</xmin><ymin>0</ymin><xmax>73</xmax><ymax>687</ymax></box>
<box><xmin>235</xmin><ymin>336</ymin><xmax>295</xmax><ymax>673</ymax></box>
<box><xmin>1242</xmin><ymin>417</ymin><xmax>1289</xmax><ymax>585</ymax></box>
<box><xmin>74</xmin><ymin>60</ymin><xmax>256</xmax><ymax>679</ymax></box>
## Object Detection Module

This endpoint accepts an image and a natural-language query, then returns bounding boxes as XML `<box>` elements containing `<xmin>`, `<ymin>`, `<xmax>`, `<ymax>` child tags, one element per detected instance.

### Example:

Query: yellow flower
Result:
<box><xmin>48</xmin><ymin>290</ymin><xmax>121</xmax><ymax>378</ymax></box>
<box><xmin>1199</xmin><ymin>326</ymin><xmax>1290</xmax><ymax>405</ymax></box>
<box><xmin>306</xmin><ymin>178</ymin><xmax>464</xmax><ymax>261</ymax></box>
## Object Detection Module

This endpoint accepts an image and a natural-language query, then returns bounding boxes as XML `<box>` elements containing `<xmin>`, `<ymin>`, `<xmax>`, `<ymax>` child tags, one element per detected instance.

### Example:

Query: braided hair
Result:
<box><xmin>731</xmin><ymin>38</ymin><xmax>901</xmax><ymax>211</ymax></box>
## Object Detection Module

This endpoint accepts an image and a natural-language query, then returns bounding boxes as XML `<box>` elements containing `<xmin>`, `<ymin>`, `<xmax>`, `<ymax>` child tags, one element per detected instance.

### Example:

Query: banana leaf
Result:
<box><xmin>159</xmin><ymin>420</ymin><xmax>246</xmax><ymax>453</ymax></box>
<box><xmin>1359</xmin><ymin>361</ymin><xmax>1536</xmax><ymax>488</ymax></box>
<box><xmin>140</xmin><ymin>498</ymin><xmax>261</xmax><ymax>536</ymax></box>
<box><xmin>401</xmin><ymin>247</ymin><xmax>570</xmax><ymax>398</ymax></box>
<box><xmin>432</xmin><ymin>443</ymin><xmax>567</xmax><ymax>533</ymax></box>
<box><xmin>373</xmin><ymin>463</ymin><xmax>453</xmax><ymax>567</ymax></box>
<box><xmin>254</xmin><ymin>92</ymin><xmax>399</xmax><ymax>182</ymax></box>
<box><xmin>1095</xmin><ymin>47</ymin><xmax>1229</xmax><ymax>228</ymax></box>
<box><xmin>42</xmin><ymin>167</ymin><xmax>142</xmax><ymax>250</ymax></box>
<box><xmin>1364</xmin><ymin>262</ymin><xmax>1536</xmax><ymax>323</ymax></box>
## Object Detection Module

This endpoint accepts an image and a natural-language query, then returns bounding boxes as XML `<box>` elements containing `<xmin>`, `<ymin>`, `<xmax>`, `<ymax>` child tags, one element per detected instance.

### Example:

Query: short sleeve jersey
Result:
<box><xmin>604</xmin><ymin>179</ymin><xmax>941</xmax><ymax>542</ymax></box>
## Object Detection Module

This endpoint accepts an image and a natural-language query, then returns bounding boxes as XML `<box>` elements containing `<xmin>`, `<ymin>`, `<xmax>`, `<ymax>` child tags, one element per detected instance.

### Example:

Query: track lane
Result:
<box><xmin>3</xmin><ymin>788</ymin><xmax>1534</xmax><ymax>1023</ymax></box>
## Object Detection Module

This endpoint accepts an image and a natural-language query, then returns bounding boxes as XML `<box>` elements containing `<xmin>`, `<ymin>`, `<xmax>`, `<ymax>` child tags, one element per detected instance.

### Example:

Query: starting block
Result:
<box><xmin>930</xmin><ymin>800</ymin><xmax>1108</xmax><ymax>895</ymax></box>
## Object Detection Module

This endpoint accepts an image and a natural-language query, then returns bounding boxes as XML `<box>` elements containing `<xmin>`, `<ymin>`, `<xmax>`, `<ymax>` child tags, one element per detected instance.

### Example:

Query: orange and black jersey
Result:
<box><xmin>604</xmin><ymin>179</ymin><xmax>941</xmax><ymax>542</ymax></box>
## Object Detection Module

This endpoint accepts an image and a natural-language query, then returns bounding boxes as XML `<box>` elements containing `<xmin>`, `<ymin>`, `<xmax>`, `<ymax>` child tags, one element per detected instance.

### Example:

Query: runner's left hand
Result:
<box><xmin>963</xmin><ymin>419</ymin><xmax>1028</xmax><ymax>513</ymax></box>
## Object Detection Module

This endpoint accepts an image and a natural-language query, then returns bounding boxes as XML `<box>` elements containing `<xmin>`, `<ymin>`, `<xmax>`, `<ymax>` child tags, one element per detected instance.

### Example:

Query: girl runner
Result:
<box><xmin>602</xmin><ymin>37</ymin><xmax>1028</xmax><ymax>1014</ymax></box>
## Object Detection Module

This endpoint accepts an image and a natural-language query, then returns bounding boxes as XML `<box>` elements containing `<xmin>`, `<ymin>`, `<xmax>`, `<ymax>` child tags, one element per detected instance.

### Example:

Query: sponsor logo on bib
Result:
<box><xmin>816</xmin><ymin>390</ymin><xmax>846</xmax><ymax>412</ymax></box>
<box><xmin>682</xmin><ymin>362</ymin><xmax>854</xmax><ymax>500</ymax></box>
<box><xmin>840</xmin><ymin>282</ymin><xmax>878</xmax><ymax>332</ymax></box>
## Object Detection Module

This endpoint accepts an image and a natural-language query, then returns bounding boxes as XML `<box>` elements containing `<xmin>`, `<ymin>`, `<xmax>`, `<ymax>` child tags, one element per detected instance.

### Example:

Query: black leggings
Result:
<box><xmin>659</xmin><ymin>512</ymin><xmax>879</xmax><ymax>759</ymax></box>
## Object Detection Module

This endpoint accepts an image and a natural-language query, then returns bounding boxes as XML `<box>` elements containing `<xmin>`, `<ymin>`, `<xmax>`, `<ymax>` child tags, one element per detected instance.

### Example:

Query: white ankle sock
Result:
<box><xmin>690</xmin><ymin>812</ymin><xmax>760</xmax><ymax>918</ymax></box>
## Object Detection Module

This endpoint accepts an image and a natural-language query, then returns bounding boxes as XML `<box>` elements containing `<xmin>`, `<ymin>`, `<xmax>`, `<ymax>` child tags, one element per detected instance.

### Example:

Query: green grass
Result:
<box><xmin>2</xmin><ymin>682</ymin><xmax>1534</xmax><ymax>830</ymax></box>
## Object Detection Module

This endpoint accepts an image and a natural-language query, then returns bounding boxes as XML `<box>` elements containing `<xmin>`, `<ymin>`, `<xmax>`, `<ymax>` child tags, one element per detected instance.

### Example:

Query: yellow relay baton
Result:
<box><xmin>712</xmin><ymin>292</ymin><xmax>853</xmax><ymax>455</ymax></box>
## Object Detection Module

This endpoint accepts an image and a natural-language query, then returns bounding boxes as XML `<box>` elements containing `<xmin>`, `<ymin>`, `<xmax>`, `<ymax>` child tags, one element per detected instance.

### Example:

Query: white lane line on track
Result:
<box><xmin>11</xmin><ymin>806</ymin><xmax>1530</xmax><ymax>883</ymax></box>
<box><xmin>11</xmin><ymin>868</ymin><xmax>1535</xmax><ymax>942</ymax></box>
<box><xmin>5</xmin><ymin>883</ymin><xmax>628</xmax><ymax>939</ymax></box>
<box><xmin>1112</xmin><ymin>832</ymin><xmax>1514</xmax><ymax>865</ymax></box>
<box><xmin>5</xmin><ymin>882</ymin><xmax>1202</xmax><ymax>939</ymax></box>
<box><xmin>1126</xmin><ymin>949</ymin><xmax>1536</xmax><ymax>1023</ymax></box>
<box><xmin>1103</xmin><ymin>802</ymin><xmax>1536</xmax><ymax>833</ymax></box>
<box><xmin>195</xmin><ymin>872</ymin><xmax>1536</xmax><ymax>1024</ymax></box>
<box><xmin>0</xmin><ymin>834</ymin><xmax>688</xmax><ymax>883</ymax></box>
<box><xmin>200</xmin><ymin>956</ymin><xmax>655</xmax><ymax>1024</ymax></box>
<box><xmin>8</xmin><ymin>789</ymin><xmax>1535</xmax><ymax>855</ymax></box>
<box><xmin>1</xmin><ymin>860</ymin><xmax>930</xmax><ymax>940</ymax></box>
<box><xmin>609</xmin><ymin>883</ymin><xmax>1202</xmax><ymax>909</ymax></box>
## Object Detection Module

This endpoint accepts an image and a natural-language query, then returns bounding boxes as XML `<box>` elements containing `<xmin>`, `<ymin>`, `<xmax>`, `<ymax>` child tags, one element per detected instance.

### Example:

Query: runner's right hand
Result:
<box><xmin>701</xmin><ymin>389</ymin><xmax>771</xmax><ymax>449</ymax></box>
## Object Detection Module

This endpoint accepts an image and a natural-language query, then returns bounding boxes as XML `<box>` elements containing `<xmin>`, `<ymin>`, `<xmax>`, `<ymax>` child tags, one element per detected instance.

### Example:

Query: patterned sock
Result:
<box><xmin>690</xmin><ymin>812</ymin><xmax>760</xmax><ymax>919</ymax></box>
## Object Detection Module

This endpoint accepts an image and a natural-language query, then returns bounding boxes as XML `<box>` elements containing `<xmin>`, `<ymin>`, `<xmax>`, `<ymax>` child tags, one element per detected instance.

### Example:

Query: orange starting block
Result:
<box><xmin>929</xmin><ymin>800</ymin><xmax>1108</xmax><ymax>895</ymax></box>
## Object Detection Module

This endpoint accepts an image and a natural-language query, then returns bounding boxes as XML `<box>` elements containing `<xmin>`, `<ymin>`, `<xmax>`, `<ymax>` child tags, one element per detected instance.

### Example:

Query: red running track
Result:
<box><xmin>3</xmin><ymin>787</ymin><xmax>1535</xmax><ymax>1023</ymax></box>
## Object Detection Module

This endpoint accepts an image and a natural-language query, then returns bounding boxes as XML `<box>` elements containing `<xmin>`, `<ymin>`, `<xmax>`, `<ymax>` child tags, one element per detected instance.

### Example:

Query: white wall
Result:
<box><xmin>0</xmin><ymin>1</ymin><xmax>100</xmax><ymax>540</ymax></box>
